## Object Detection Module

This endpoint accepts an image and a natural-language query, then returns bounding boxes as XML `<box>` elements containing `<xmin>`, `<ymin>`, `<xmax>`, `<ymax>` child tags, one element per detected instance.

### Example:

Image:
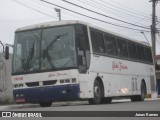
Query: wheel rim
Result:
<box><xmin>140</xmin><ymin>82</ymin><xmax>146</xmax><ymax>101</ymax></box>
<box><xmin>88</xmin><ymin>80</ymin><xmax>102</xmax><ymax>104</ymax></box>
<box><xmin>94</xmin><ymin>85</ymin><xmax>101</xmax><ymax>98</ymax></box>
<box><xmin>141</xmin><ymin>86</ymin><xmax>145</xmax><ymax>99</ymax></box>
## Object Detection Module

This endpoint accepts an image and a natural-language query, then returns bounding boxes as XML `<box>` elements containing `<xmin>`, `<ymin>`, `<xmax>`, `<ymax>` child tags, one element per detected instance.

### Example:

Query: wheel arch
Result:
<box><xmin>95</xmin><ymin>76</ymin><xmax>105</xmax><ymax>97</ymax></box>
<box><xmin>141</xmin><ymin>79</ymin><xmax>147</xmax><ymax>95</ymax></box>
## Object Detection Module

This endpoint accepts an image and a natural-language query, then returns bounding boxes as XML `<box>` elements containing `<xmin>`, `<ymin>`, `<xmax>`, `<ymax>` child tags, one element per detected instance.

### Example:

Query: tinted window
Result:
<box><xmin>76</xmin><ymin>24</ymin><xmax>90</xmax><ymax>71</ymax></box>
<box><xmin>76</xmin><ymin>24</ymin><xmax>90</xmax><ymax>51</ymax></box>
<box><xmin>137</xmin><ymin>45</ymin><xmax>145</xmax><ymax>61</ymax></box>
<box><xmin>117</xmin><ymin>38</ymin><xmax>128</xmax><ymax>58</ymax></box>
<box><xmin>90</xmin><ymin>29</ymin><xmax>105</xmax><ymax>53</ymax></box>
<box><xmin>104</xmin><ymin>35</ymin><xmax>118</xmax><ymax>56</ymax></box>
<box><xmin>128</xmin><ymin>42</ymin><xmax>137</xmax><ymax>59</ymax></box>
<box><xmin>145</xmin><ymin>47</ymin><xmax>153</xmax><ymax>63</ymax></box>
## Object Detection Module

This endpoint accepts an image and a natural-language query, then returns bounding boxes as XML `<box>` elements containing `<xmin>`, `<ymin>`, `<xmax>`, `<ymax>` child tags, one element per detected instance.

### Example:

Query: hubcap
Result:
<box><xmin>94</xmin><ymin>86</ymin><xmax>100</xmax><ymax>97</ymax></box>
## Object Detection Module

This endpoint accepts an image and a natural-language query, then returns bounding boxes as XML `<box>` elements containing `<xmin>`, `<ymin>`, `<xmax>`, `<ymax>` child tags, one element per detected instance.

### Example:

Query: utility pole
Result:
<box><xmin>54</xmin><ymin>8</ymin><xmax>61</xmax><ymax>21</ymax></box>
<box><xmin>151</xmin><ymin>0</ymin><xmax>159</xmax><ymax>64</ymax></box>
<box><xmin>150</xmin><ymin>0</ymin><xmax>160</xmax><ymax>96</ymax></box>
<box><xmin>151</xmin><ymin>0</ymin><xmax>156</xmax><ymax>64</ymax></box>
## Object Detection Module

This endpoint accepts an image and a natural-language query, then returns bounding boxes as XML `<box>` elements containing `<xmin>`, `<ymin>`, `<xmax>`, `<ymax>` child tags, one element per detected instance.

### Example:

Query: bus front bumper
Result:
<box><xmin>13</xmin><ymin>84</ymin><xmax>80</xmax><ymax>103</ymax></box>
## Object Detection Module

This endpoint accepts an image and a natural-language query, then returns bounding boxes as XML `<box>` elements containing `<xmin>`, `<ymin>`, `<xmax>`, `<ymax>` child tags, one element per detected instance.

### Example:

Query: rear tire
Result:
<box><xmin>138</xmin><ymin>81</ymin><xmax>146</xmax><ymax>101</ymax></box>
<box><xmin>39</xmin><ymin>102</ymin><xmax>52</xmax><ymax>107</ymax></box>
<box><xmin>88</xmin><ymin>80</ymin><xmax>102</xmax><ymax>104</ymax></box>
<box><xmin>131</xmin><ymin>81</ymin><xmax>146</xmax><ymax>102</ymax></box>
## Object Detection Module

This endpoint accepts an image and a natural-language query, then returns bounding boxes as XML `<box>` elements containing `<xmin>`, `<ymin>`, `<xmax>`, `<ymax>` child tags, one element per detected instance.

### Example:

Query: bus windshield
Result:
<box><xmin>12</xmin><ymin>25</ymin><xmax>76</xmax><ymax>74</ymax></box>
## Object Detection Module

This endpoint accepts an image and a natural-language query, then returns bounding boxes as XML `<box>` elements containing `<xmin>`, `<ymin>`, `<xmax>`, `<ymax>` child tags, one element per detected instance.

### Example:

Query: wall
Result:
<box><xmin>0</xmin><ymin>54</ymin><xmax>13</xmax><ymax>104</ymax></box>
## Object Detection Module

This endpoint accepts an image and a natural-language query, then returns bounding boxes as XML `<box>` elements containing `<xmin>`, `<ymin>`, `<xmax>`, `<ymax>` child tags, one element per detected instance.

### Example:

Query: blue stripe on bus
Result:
<box><xmin>13</xmin><ymin>84</ymin><xmax>80</xmax><ymax>103</ymax></box>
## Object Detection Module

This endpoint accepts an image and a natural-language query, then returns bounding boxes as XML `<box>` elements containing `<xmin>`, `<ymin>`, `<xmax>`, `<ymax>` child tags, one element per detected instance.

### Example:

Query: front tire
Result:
<box><xmin>88</xmin><ymin>80</ymin><xmax>102</xmax><ymax>104</ymax></box>
<box><xmin>39</xmin><ymin>102</ymin><xmax>52</xmax><ymax>107</ymax></box>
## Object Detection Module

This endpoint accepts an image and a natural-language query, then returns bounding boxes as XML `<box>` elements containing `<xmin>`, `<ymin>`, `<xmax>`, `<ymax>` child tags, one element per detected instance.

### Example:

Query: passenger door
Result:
<box><xmin>76</xmin><ymin>24</ymin><xmax>90</xmax><ymax>73</ymax></box>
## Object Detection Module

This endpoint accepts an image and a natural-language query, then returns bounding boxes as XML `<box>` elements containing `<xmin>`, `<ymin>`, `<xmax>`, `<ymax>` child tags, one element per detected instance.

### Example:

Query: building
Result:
<box><xmin>156</xmin><ymin>55</ymin><xmax>160</xmax><ymax>97</ymax></box>
<box><xmin>0</xmin><ymin>54</ymin><xmax>13</xmax><ymax>104</ymax></box>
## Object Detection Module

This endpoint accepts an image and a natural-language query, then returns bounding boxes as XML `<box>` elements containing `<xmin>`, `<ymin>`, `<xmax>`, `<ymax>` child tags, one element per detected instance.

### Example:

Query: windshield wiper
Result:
<box><xmin>23</xmin><ymin>31</ymin><xmax>40</xmax><ymax>72</ymax></box>
<box><xmin>24</xmin><ymin>40</ymin><xmax>35</xmax><ymax>72</ymax></box>
<box><xmin>42</xmin><ymin>33</ymin><xmax>68</xmax><ymax>69</ymax></box>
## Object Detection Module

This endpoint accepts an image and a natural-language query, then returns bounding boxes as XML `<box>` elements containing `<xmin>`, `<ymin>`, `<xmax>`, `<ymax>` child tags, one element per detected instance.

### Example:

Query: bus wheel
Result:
<box><xmin>131</xmin><ymin>82</ymin><xmax>146</xmax><ymax>102</ymax></box>
<box><xmin>39</xmin><ymin>102</ymin><xmax>52</xmax><ymax>107</ymax></box>
<box><xmin>88</xmin><ymin>80</ymin><xmax>102</xmax><ymax>104</ymax></box>
<box><xmin>138</xmin><ymin>81</ymin><xmax>146</xmax><ymax>101</ymax></box>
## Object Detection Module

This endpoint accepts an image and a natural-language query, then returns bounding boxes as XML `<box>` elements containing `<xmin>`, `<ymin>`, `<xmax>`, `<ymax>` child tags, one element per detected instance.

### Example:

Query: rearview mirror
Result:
<box><xmin>5</xmin><ymin>46</ymin><xmax>9</xmax><ymax>60</ymax></box>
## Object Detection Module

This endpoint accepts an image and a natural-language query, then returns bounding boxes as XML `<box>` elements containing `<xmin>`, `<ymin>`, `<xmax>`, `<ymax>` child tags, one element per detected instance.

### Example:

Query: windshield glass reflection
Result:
<box><xmin>12</xmin><ymin>25</ymin><xmax>76</xmax><ymax>74</ymax></box>
<box><xmin>41</xmin><ymin>26</ymin><xmax>76</xmax><ymax>70</ymax></box>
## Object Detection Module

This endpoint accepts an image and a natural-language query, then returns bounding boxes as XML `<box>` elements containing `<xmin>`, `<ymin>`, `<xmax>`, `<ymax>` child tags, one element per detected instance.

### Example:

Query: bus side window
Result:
<box><xmin>137</xmin><ymin>45</ymin><xmax>145</xmax><ymax>61</ymax></box>
<box><xmin>145</xmin><ymin>47</ymin><xmax>153</xmax><ymax>63</ymax></box>
<box><xmin>104</xmin><ymin>35</ymin><xmax>118</xmax><ymax>56</ymax></box>
<box><xmin>128</xmin><ymin>42</ymin><xmax>137</xmax><ymax>59</ymax></box>
<box><xmin>117</xmin><ymin>38</ymin><xmax>128</xmax><ymax>58</ymax></box>
<box><xmin>76</xmin><ymin>24</ymin><xmax>90</xmax><ymax>73</ymax></box>
<box><xmin>90</xmin><ymin>29</ymin><xmax>105</xmax><ymax>53</ymax></box>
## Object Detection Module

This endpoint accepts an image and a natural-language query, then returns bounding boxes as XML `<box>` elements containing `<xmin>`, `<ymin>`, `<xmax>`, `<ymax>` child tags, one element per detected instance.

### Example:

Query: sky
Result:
<box><xmin>0</xmin><ymin>0</ymin><xmax>160</xmax><ymax>54</ymax></box>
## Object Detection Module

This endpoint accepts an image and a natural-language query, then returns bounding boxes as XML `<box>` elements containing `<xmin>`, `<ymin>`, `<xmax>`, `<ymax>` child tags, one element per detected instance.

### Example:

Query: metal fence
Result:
<box><xmin>0</xmin><ymin>41</ymin><xmax>7</xmax><ymax>93</ymax></box>
<box><xmin>0</xmin><ymin>41</ymin><xmax>13</xmax><ymax>104</ymax></box>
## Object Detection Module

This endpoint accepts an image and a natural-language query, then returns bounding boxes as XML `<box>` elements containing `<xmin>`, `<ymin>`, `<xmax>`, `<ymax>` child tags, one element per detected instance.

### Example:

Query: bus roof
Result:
<box><xmin>16</xmin><ymin>20</ymin><xmax>150</xmax><ymax>47</ymax></box>
<box><xmin>16</xmin><ymin>20</ymin><xmax>84</xmax><ymax>31</ymax></box>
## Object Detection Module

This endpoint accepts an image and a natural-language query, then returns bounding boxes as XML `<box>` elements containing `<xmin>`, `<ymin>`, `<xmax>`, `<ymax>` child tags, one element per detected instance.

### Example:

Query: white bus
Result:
<box><xmin>11</xmin><ymin>20</ymin><xmax>156</xmax><ymax>107</ymax></box>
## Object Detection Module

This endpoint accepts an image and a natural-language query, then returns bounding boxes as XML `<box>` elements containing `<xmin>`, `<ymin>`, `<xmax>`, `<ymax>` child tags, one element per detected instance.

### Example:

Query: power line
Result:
<box><xmin>77</xmin><ymin>0</ymin><xmax>151</xmax><ymax>30</ymax></box>
<box><xmin>76</xmin><ymin>0</ymin><xmax>151</xmax><ymax>25</ymax></box>
<box><xmin>31</xmin><ymin>0</ymin><xmax>150</xmax><ymax>33</ymax></box>
<box><xmin>13</xmin><ymin>0</ymin><xmax>57</xmax><ymax>19</ymax></box>
<box><xmin>99</xmin><ymin>0</ymin><xmax>152</xmax><ymax>20</ymax></box>
<box><xmin>14</xmin><ymin>0</ymin><xmax>73</xmax><ymax>22</ymax></box>
<box><xmin>91</xmin><ymin>0</ymin><xmax>152</xmax><ymax>21</ymax></box>
<box><xmin>62</xmin><ymin>10</ymin><xmax>127</xmax><ymax>32</ymax></box>
<box><xmin>109</xmin><ymin>0</ymin><xmax>159</xmax><ymax>27</ymax></box>
<box><xmin>39</xmin><ymin>0</ymin><xmax>151</xmax><ymax>32</ymax></box>
<box><xmin>56</xmin><ymin>9</ymin><xmax>152</xmax><ymax>36</ymax></box>
<box><xmin>62</xmin><ymin>0</ymin><xmax>150</xmax><ymax>30</ymax></box>
<box><xmin>12</xmin><ymin>0</ymin><xmax>159</xmax><ymax>32</ymax></box>
<box><xmin>141</xmin><ymin>31</ymin><xmax>151</xmax><ymax>45</ymax></box>
<box><xmin>109</xmin><ymin>0</ymin><xmax>153</xmax><ymax>17</ymax></box>
<box><xmin>16</xmin><ymin>0</ymin><xmax>129</xmax><ymax>32</ymax></box>
<box><xmin>25</xmin><ymin>0</ymin><xmax>73</xmax><ymax>21</ymax></box>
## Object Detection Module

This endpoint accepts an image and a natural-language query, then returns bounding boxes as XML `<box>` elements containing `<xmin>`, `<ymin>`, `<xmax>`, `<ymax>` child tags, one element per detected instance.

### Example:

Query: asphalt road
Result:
<box><xmin>0</xmin><ymin>99</ymin><xmax>159</xmax><ymax>120</ymax></box>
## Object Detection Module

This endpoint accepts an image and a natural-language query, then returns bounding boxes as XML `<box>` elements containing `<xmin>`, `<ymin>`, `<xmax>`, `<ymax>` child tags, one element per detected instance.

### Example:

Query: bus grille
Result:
<box><xmin>43</xmin><ymin>80</ymin><xmax>57</xmax><ymax>86</ymax></box>
<box><xmin>25</xmin><ymin>80</ymin><xmax>57</xmax><ymax>87</ymax></box>
<box><xmin>25</xmin><ymin>82</ymin><xmax>39</xmax><ymax>87</ymax></box>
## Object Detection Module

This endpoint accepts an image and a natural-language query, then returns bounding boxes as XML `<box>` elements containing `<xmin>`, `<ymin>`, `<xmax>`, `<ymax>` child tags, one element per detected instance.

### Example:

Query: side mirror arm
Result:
<box><xmin>5</xmin><ymin>46</ymin><xmax>9</xmax><ymax>60</ymax></box>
